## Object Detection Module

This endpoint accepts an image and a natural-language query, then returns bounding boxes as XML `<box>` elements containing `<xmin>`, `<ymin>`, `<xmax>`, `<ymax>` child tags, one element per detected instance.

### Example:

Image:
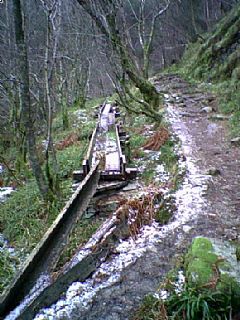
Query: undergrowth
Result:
<box><xmin>0</xmin><ymin>243</ymin><xmax>21</xmax><ymax>294</ymax></box>
<box><xmin>132</xmin><ymin>286</ymin><xmax>234</xmax><ymax>320</ymax></box>
<box><xmin>127</xmin><ymin>108</ymin><xmax>180</xmax><ymax>189</ymax></box>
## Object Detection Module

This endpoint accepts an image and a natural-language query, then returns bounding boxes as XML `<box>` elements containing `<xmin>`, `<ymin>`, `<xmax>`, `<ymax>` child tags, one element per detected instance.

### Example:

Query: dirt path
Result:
<box><xmin>155</xmin><ymin>74</ymin><xmax>240</xmax><ymax>241</ymax></box>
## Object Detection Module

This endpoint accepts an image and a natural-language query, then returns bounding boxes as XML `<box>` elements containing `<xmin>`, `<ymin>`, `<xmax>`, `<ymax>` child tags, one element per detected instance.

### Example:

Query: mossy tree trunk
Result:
<box><xmin>3</xmin><ymin>80</ymin><xmax>27</xmax><ymax>173</ymax></box>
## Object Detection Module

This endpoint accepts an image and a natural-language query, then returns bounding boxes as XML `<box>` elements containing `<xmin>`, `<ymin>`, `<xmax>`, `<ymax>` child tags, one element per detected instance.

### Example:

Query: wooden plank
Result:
<box><xmin>105</xmin><ymin>150</ymin><xmax>120</xmax><ymax>172</ymax></box>
<box><xmin>85</xmin><ymin>123</ymin><xmax>99</xmax><ymax>166</ymax></box>
<box><xmin>100</xmin><ymin>172</ymin><xmax>125</xmax><ymax>181</ymax></box>
<box><xmin>115</xmin><ymin>125</ymin><xmax>123</xmax><ymax>159</ymax></box>
<box><xmin>101</xmin><ymin>103</ymin><xmax>112</xmax><ymax>116</ymax></box>
<box><xmin>82</xmin><ymin>159</ymin><xmax>90</xmax><ymax>175</ymax></box>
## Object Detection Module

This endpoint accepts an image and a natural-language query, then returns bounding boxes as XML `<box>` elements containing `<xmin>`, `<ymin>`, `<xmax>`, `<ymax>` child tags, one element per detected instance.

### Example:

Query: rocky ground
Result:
<box><xmin>15</xmin><ymin>75</ymin><xmax>240</xmax><ymax>320</ymax></box>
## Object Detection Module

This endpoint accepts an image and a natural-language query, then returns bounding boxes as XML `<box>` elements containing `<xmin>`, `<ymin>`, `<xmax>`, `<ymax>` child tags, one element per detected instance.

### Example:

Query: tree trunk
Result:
<box><xmin>43</xmin><ymin>8</ymin><xmax>59</xmax><ymax>195</ymax></box>
<box><xmin>59</xmin><ymin>59</ymin><xmax>69</xmax><ymax>130</ymax></box>
<box><xmin>13</xmin><ymin>0</ymin><xmax>50</xmax><ymax>200</ymax></box>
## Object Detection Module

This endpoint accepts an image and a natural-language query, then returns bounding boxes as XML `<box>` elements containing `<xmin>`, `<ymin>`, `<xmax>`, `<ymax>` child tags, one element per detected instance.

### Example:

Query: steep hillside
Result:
<box><xmin>175</xmin><ymin>3</ymin><xmax>240</xmax><ymax>136</ymax></box>
<box><xmin>183</xmin><ymin>3</ymin><xmax>240</xmax><ymax>81</ymax></box>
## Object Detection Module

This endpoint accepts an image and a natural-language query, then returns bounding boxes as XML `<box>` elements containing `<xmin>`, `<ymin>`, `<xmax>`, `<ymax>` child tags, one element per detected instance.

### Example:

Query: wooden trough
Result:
<box><xmin>0</xmin><ymin>163</ymin><xmax>100</xmax><ymax>319</ymax></box>
<box><xmin>73</xmin><ymin>102</ymin><xmax>137</xmax><ymax>182</ymax></box>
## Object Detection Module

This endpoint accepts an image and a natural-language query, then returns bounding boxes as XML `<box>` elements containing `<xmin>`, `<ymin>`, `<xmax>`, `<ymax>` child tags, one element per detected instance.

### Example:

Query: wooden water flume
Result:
<box><xmin>0</xmin><ymin>102</ymin><xmax>137</xmax><ymax>319</ymax></box>
<box><xmin>73</xmin><ymin>102</ymin><xmax>137</xmax><ymax>181</ymax></box>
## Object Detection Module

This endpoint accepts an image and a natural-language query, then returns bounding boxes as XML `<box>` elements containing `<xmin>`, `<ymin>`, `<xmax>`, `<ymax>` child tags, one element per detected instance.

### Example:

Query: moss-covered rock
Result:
<box><xmin>185</xmin><ymin>237</ymin><xmax>219</xmax><ymax>286</ymax></box>
<box><xmin>185</xmin><ymin>237</ymin><xmax>240</xmax><ymax>304</ymax></box>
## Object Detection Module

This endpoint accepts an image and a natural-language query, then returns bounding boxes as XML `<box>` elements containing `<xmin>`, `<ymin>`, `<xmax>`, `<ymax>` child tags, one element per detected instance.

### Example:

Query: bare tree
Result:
<box><xmin>12</xmin><ymin>0</ymin><xmax>50</xmax><ymax>200</ymax></box>
<box><xmin>39</xmin><ymin>0</ymin><xmax>62</xmax><ymax>195</ymax></box>
<box><xmin>125</xmin><ymin>0</ymin><xmax>170</xmax><ymax>79</ymax></box>
<box><xmin>75</xmin><ymin>0</ymin><xmax>163</xmax><ymax>116</ymax></box>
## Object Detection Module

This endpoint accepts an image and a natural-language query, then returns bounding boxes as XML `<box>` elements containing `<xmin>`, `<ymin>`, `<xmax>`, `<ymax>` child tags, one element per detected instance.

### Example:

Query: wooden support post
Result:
<box><xmin>125</xmin><ymin>141</ymin><xmax>131</xmax><ymax>162</ymax></box>
<box><xmin>82</xmin><ymin>159</ymin><xmax>90</xmax><ymax>176</ymax></box>
<box><xmin>120</xmin><ymin>155</ymin><xmax>126</xmax><ymax>175</ymax></box>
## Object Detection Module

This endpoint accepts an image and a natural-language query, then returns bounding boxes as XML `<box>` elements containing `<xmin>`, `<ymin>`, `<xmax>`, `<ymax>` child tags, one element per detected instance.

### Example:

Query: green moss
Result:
<box><xmin>185</xmin><ymin>238</ymin><xmax>218</xmax><ymax>286</ymax></box>
<box><xmin>191</xmin><ymin>237</ymin><xmax>213</xmax><ymax>255</ymax></box>
<box><xmin>133</xmin><ymin>238</ymin><xmax>240</xmax><ymax>319</ymax></box>
<box><xmin>187</xmin><ymin>258</ymin><xmax>215</xmax><ymax>286</ymax></box>
<box><xmin>215</xmin><ymin>18</ymin><xmax>240</xmax><ymax>53</ymax></box>
<box><xmin>155</xmin><ymin>206</ymin><xmax>172</xmax><ymax>225</ymax></box>
<box><xmin>186</xmin><ymin>238</ymin><xmax>220</xmax><ymax>284</ymax></box>
<box><xmin>185</xmin><ymin>237</ymin><xmax>240</xmax><ymax>301</ymax></box>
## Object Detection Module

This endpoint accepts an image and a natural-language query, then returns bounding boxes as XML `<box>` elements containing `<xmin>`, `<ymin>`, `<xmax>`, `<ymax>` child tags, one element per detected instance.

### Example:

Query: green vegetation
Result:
<box><xmin>169</xmin><ymin>3</ymin><xmax>240</xmax><ymax>137</ymax></box>
<box><xmin>0</xmin><ymin>99</ymin><xmax>98</xmax><ymax>292</ymax></box>
<box><xmin>160</xmin><ymin>139</ymin><xmax>178</xmax><ymax>175</ymax></box>
<box><xmin>106</xmin><ymin>130</ymin><xmax>117</xmax><ymax>141</ymax></box>
<box><xmin>132</xmin><ymin>294</ymin><xmax>161</xmax><ymax>320</ymax></box>
<box><xmin>127</xmin><ymin>111</ymin><xmax>178</xmax><ymax>176</ymax></box>
<box><xmin>132</xmin><ymin>237</ymin><xmax>240</xmax><ymax>320</ymax></box>
<box><xmin>125</xmin><ymin>111</ymin><xmax>181</xmax><ymax>228</ymax></box>
<box><xmin>133</xmin><ymin>288</ymin><xmax>233</xmax><ymax>320</ymax></box>
<box><xmin>128</xmin><ymin>115</ymin><xmax>149</xmax><ymax>161</ymax></box>
<box><xmin>155</xmin><ymin>200</ymin><xmax>173</xmax><ymax>225</ymax></box>
<box><xmin>1</xmin><ymin>181</ymin><xmax>65</xmax><ymax>251</ymax></box>
<box><xmin>0</xmin><ymin>246</ymin><xmax>20</xmax><ymax>294</ymax></box>
<box><xmin>164</xmin><ymin>286</ymin><xmax>232</xmax><ymax>320</ymax></box>
<box><xmin>0</xmin><ymin>179</ymin><xmax>76</xmax><ymax>294</ymax></box>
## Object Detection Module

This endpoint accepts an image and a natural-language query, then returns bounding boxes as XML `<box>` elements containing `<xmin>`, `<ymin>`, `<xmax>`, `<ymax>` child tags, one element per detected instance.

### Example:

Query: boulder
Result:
<box><xmin>185</xmin><ymin>237</ymin><xmax>240</xmax><ymax>305</ymax></box>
